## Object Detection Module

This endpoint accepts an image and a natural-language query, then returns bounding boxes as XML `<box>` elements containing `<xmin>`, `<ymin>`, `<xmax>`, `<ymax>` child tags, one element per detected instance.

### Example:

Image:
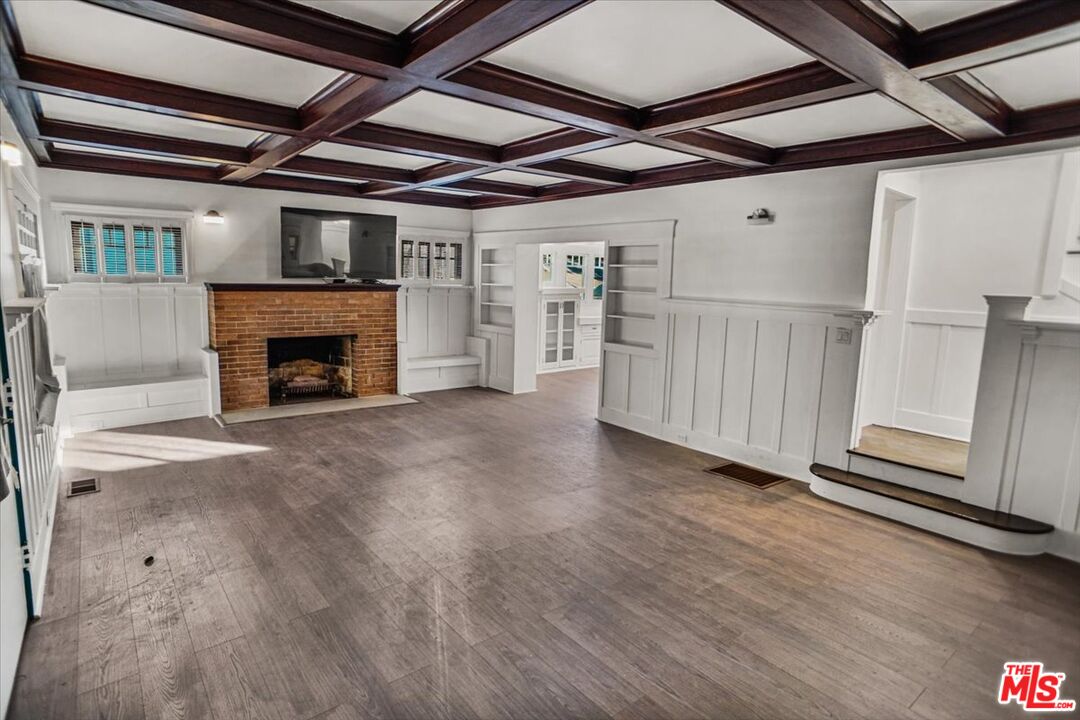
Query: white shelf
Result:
<box><xmin>481</xmin><ymin>283</ymin><xmax>513</xmax><ymax>287</ymax></box>
<box><xmin>604</xmin><ymin>340</ymin><xmax>654</xmax><ymax>351</ymax></box>
<box><xmin>481</xmin><ymin>263</ymin><xmax>513</xmax><ymax>267</ymax></box>
<box><xmin>480</xmin><ymin>301</ymin><xmax>513</xmax><ymax>308</ymax></box>
<box><xmin>608</xmin><ymin>263</ymin><xmax>658</xmax><ymax>268</ymax></box>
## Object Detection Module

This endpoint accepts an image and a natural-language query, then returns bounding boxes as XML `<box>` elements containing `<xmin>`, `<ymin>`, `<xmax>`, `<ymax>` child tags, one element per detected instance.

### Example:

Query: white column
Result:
<box><xmin>962</xmin><ymin>295</ymin><xmax>1032</xmax><ymax>509</ymax></box>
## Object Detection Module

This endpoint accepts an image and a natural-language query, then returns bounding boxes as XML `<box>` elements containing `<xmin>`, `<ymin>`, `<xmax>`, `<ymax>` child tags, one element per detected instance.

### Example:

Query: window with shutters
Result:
<box><xmin>432</xmin><ymin>242</ymin><xmax>448</xmax><ymax>280</ymax></box>
<box><xmin>64</xmin><ymin>212</ymin><xmax>189</xmax><ymax>281</ymax></box>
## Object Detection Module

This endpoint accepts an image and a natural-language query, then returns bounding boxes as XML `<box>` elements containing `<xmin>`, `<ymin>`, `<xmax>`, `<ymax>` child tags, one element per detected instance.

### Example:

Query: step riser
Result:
<box><xmin>847</xmin><ymin>454</ymin><xmax>963</xmax><ymax>499</ymax></box>
<box><xmin>810</xmin><ymin>477</ymin><xmax>1050</xmax><ymax>556</ymax></box>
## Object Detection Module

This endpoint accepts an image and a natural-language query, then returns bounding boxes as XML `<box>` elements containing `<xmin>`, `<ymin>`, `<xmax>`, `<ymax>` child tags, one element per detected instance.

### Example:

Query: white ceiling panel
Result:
<box><xmin>882</xmin><ymin>0</ymin><xmax>1020</xmax><ymax>31</ymax></box>
<box><xmin>475</xmin><ymin>169</ymin><xmax>563</xmax><ymax>186</ymax></box>
<box><xmin>487</xmin><ymin>0</ymin><xmax>810</xmax><ymax>107</ymax></box>
<box><xmin>970</xmin><ymin>42</ymin><xmax>1080</xmax><ymax>111</ymax></box>
<box><xmin>301</xmin><ymin>142</ymin><xmax>436</xmax><ymax>169</ymax></box>
<box><xmin>38</xmin><ymin>95</ymin><xmax>263</xmax><ymax>147</ymax></box>
<box><xmin>11</xmin><ymin>0</ymin><xmax>341</xmax><ymax>106</ymax></box>
<box><xmin>710</xmin><ymin>94</ymin><xmax>928</xmax><ymax>147</ymax></box>
<box><xmin>567</xmin><ymin>142</ymin><xmax>703</xmax><ymax>171</ymax></box>
<box><xmin>288</xmin><ymin>0</ymin><xmax>441</xmax><ymax>33</ymax></box>
<box><xmin>367</xmin><ymin>91</ymin><xmax>562</xmax><ymax>145</ymax></box>
<box><xmin>51</xmin><ymin>143</ymin><xmax>218</xmax><ymax>166</ymax></box>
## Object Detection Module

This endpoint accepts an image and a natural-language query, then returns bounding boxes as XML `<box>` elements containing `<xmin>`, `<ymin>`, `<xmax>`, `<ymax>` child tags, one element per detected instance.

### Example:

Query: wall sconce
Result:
<box><xmin>202</xmin><ymin>210</ymin><xmax>225</xmax><ymax>225</ymax></box>
<box><xmin>1</xmin><ymin>141</ymin><xmax>23</xmax><ymax>167</ymax></box>
<box><xmin>746</xmin><ymin>208</ymin><xmax>774</xmax><ymax>225</ymax></box>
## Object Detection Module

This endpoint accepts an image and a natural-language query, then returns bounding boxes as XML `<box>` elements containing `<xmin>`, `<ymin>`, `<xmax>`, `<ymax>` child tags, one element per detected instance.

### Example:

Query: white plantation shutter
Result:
<box><xmin>70</xmin><ymin>220</ymin><xmax>99</xmax><ymax>274</ymax></box>
<box><xmin>160</xmin><ymin>225</ymin><xmax>185</xmax><ymax>276</ymax></box>
<box><xmin>133</xmin><ymin>225</ymin><xmax>157</xmax><ymax>274</ymax></box>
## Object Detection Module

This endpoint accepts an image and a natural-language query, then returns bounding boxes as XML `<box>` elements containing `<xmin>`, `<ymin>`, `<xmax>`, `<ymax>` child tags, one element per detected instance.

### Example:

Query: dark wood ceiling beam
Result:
<box><xmin>16</xmin><ymin>55</ymin><xmax>301</xmax><ymax>133</ymax></box>
<box><xmin>403</xmin><ymin>0</ymin><xmax>590</xmax><ymax>77</ymax></box>
<box><xmin>279</xmin><ymin>155</ymin><xmax>414</xmax><ymax>185</ymax></box>
<box><xmin>910</xmin><ymin>0</ymin><xmax>1080</xmax><ymax>78</ymax></box>
<box><xmin>524</xmin><ymin>159</ymin><xmax>632</xmax><ymax>186</ymax></box>
<box><xmin>654</xmin><ymin>129</ymin><xmax>772</xmax><ymax>166</ymax></box>
<box><xmin>83</xmin><ymin>0</ymin><xmax>404</xmax><ymax>77</ymax></box>
<box><xmin>500</xmin><ymin>128</ymin><xmax>624</xmax><ymax>164</ymax></box>
<box><xmin>642</xmin><ymin>62</ymin><xmax>868</xmax><ymax>134</ymax></box>
<box><xmin>446</xmin><ymin>177</ymin><xmax>538</xmax><ymax>198</ymax></box>
<box><xmin>336</xmin><ymin>122</ymin><xmax>499</xmax><ymax>165</ymax></box>
<box><xmin>718</xmin><ymin>0</ymin><xmax>1008</xmax><ymax>141</ymax></box>
<box><xmin>42</xmin><ymin>147</ymin><xmax>474</xmax><ymax>208</ymax></box>
<box><xmin>36</xmin><ymin>118</ymin><xmax>250</xmax><ymax>164</ymax></box>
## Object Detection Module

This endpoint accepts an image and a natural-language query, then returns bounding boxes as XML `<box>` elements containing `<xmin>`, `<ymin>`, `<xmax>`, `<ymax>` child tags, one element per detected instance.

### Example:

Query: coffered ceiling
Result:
<box><xmin>1</xmin><ymin>0</ymin><xmax>1077</xmax><ymax>210</ymax></box>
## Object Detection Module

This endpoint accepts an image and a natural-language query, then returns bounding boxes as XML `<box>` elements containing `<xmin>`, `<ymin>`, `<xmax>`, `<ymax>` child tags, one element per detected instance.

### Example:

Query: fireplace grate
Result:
<box><xmin>68</xmin><ymin>477</ymin><xmax>100</xmax><ymax>497</ymax></box>
<box><xmin>704</xmin><ymin>462</ymin><xmax>789</xmax><ymax>489</ymax></box>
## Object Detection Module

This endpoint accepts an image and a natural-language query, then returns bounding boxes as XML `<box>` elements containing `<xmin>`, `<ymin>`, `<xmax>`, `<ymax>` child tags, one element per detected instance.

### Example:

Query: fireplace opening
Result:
<box><xmin>267</xmin><ymin>335</ymin><xmax>354</xmax><ymax>406</ymax></box>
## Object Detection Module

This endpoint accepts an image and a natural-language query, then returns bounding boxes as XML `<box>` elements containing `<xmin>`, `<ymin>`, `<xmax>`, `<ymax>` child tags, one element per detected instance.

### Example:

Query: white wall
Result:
<box><xmin>478</xmin><ymin>163</ymin><xmax>885</xmax><ymax>308</ymax></box>
<box><xmin>860</xmin><ymin>150</ymin><xmax>1079</xmax><ymax>440</ymax></box>
<box><xmin>39</xmin><ymin>169</ymin><xmax>471</xmax><ymax>283</ymax></box>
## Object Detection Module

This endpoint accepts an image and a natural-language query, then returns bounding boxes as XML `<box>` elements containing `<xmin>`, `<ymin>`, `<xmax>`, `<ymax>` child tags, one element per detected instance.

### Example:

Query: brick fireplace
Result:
<box><xmin>207</xmin><ymin>283</ymin><xmax>398</xmax><ymax>411</ymax></box>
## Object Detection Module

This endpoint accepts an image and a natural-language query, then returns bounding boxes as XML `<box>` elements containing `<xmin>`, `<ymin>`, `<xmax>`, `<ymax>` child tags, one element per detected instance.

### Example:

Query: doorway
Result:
<box><xmin>537</xmin><ymin>242</ymin><xmax>604</xmax><ymax>374</ymax></box>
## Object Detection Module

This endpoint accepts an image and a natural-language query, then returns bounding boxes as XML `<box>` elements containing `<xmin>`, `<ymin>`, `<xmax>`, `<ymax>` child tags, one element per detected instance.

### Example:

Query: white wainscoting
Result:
<box><xmin>45</xmin><ymin>283</ymin><xmax>211</xmax><ymax>431</ymax></box>
<box><xmin>598</xmin><ymin>297</ymin><xmax>869</xmax><ymax>483</ymax></box>
<box><xmin>999</xmin><ymin>322</ymin><xmax>1080</xmax><ymax>560</ymax></box>
<box><xmin>895</xmin><ymin>308</ymin><xmax>985</xmax><ymax>440</ymax></box>
<box><xmin>399</xmin><ymin>285</ymin><xmax>483</xmax><ymax>393</ymax></box>
<box><xmin>46</xmin><ymin>283</ymin><xmax>208</xmax><ymax>383</ymax></box>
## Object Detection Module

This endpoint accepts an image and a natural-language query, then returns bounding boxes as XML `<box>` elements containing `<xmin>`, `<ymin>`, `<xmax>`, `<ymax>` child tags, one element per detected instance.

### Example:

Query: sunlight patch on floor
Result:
<box><xmin>62</xmin><ymin>431</ymin><xmax>270</xmax><ymax>471</ymax></box>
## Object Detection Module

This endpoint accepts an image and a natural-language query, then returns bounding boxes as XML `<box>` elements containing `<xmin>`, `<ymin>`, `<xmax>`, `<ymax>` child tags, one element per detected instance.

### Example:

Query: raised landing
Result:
<box><xmin>810</xmin><ymin>464</ymin><xmax>1053</xmax><ymax>555</ymax></box>
<box><xmin>851</xmin><ymin>424</ymin><xmax>968</xmax><ymax>479</ymax></box>
<box><xmin>218</xmin><ymin>393</ymin><xmax>416</xmax><ymax>425</ymax></box>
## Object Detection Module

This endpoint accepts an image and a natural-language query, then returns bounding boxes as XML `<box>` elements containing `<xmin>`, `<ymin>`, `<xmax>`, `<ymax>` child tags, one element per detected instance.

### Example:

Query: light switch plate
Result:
<box><xmin>836</xmin><ymin>328</ymin><xmax>852</xmax><ymax>344</ymax></box>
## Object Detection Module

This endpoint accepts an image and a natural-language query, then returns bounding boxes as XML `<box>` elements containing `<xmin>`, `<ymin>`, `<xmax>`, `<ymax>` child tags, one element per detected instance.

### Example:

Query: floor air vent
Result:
<box><xmin>705</xmin><ymin>463</ymin><xmax>789</xmax><ymax>489</ymax></box>
<box><xmin>67</xmin><ymin>478</ymin><xmax>100</xmax><ymax>497</ymax></box>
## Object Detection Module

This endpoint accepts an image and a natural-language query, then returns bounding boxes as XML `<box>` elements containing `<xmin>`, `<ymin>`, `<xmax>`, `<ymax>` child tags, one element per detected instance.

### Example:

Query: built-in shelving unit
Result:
<box><xmin>604</xmin><ymin>244</ymin><xmax>659</xmax><ymax>350</ymax></box>
<box><xmin>479</xmin><ymin>247</ymin><xmax>515</xmax><ymax>329</ymax></box>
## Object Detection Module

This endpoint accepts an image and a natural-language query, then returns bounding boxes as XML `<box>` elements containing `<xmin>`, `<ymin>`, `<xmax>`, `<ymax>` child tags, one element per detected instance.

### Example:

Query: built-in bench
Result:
<box><xmin>404</xmin><ymin>353</ymin><xmax>483</xmax><ymax>394</ymax></box>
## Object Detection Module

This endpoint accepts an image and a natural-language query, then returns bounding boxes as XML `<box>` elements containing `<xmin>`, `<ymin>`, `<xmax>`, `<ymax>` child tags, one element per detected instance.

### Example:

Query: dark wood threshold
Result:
<box><xmin>810</xmin><ymin>464</ymin><xmax>1053</xmax><ymax>534</ymax></box>
<box><xmin>846</xmin><ymin>448</ymin><xmax>965</xmax><ymax>480</ymax></box>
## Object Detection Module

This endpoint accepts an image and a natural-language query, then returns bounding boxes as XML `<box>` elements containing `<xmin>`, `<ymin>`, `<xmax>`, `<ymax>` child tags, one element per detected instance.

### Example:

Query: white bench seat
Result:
<box><xmin>407</xmin><ymin>355</ymin><xmax>482</xmax><ymax>370</ymax></box>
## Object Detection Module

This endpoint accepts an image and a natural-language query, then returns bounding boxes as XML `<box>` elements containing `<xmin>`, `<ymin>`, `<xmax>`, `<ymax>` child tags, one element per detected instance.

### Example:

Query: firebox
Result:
<box><xmin>267</xmin><ymin>335</ymin><xmax>355</xmax><ymax>405</ymax></box>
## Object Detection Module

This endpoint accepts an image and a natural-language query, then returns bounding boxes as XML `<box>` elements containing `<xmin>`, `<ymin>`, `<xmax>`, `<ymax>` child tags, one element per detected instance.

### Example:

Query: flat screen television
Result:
<box><xmin>280</xmin><ymin>207</ymin><xmax>397</xmax><ymax>279</ymax></box>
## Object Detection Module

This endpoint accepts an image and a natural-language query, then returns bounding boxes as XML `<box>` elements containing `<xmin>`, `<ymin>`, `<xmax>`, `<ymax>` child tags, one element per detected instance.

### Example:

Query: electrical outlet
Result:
<box><xmin>676</xmin><ymin>433</ymin><xmax>688</xmax><ymax>443</ymax></box>
<box><xmin>835</xmin><ymin>328</ymin><xmax>852</xmax><ymax>344</ymax></box>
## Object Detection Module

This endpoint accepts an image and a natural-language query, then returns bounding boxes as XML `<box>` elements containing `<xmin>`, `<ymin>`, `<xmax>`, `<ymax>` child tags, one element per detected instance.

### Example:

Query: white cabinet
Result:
<box><xmin>540</xmin><ymin>298</ymin><xmax>578</xmax><ymax>370</ymax></box>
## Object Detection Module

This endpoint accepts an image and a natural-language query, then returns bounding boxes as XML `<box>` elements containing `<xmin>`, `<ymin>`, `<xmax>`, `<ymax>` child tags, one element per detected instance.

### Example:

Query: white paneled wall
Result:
<box><xmin>46</xmin><ymin>283</ymin><xmax>208</xmax><ymax>383</ymax></box>
<box><xmin>895</xmin><ymin>309</ymin><xmax>985</xmax><ymax>440</ymax></box>
<box><xmin>403</xmin><ymin>286</ymin><xmax>472</xmax><ymax>359</ymax></box>
<box><xmin>1000</xmin><ymin>324</ymin><xmax>1080</xmax><ymax>559</ymax></box>
<box><xmin>623</xmin><ymin>300</ymin><xmax>868</xmax><ymax>482</ymax></box>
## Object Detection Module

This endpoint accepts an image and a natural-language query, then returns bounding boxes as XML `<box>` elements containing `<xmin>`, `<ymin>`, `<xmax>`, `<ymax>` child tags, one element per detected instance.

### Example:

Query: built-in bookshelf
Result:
<box><xmin>604</xmin><ymin>244</ymin><xmax>658</xmax><ymax>350</ymax></box>
<box><xmin>479</xmin><ymin>246</ymin><xmax>514</xmax><ymax>329</ymax></box>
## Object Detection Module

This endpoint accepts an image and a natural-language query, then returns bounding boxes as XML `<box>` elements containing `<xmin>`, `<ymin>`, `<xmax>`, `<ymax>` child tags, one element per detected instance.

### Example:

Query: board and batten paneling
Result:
<box><xmin>998</xmin><ymin>323</ymin><xmax>1080</xmax><ymax>559</ymax></box>
<box><xmin>895</xmin><ymin>309</ymin><xmax>986</xmax><ymax>440</ymax></box>
<box><xmin>45</xmin><ymin>283</ymin><xmax>208</xmax><ymax>383</ymax></box>
<box><xmin>402</xmin><ymin>286</ymin><xmax>472</xmax><ymax>359</ymax></box>
<box><xmin>601</xmin><ymin>298</ymin><xmax>868</xmax><ymax>483</ymax></box>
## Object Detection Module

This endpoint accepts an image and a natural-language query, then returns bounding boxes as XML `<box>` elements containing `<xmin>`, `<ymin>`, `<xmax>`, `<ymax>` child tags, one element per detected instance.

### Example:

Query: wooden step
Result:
<box><xmin>809</xmin><ymin>464</ymin><xmax>1053</xmax><ymax>534</ymax></box>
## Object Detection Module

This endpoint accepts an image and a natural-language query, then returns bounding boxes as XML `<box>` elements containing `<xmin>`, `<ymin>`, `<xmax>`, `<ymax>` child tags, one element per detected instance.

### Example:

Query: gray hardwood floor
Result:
<box><xmin>11</xmin><ymin>369</ymin><xmax>1080</xmax><ymax>719</ymax></box>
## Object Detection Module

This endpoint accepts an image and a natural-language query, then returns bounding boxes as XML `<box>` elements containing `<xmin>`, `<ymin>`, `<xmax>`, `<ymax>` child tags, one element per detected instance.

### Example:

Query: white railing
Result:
<box><xmin>4</xmin><ymin>302</ymin><xmax>59</xmax><ymax>612</ymax></box>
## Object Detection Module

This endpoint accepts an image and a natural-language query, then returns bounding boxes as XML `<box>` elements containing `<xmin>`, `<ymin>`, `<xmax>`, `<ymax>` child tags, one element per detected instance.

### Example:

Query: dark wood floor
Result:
<box><xmin>11</xmin><ymin>369</ymin><xmax>1080</xmax><ymax>719</ymax></box>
